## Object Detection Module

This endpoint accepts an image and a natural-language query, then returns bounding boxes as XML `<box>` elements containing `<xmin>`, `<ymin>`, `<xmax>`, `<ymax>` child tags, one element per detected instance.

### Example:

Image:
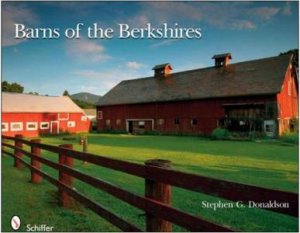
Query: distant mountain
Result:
<box><xmin>71</xmin><ymin>92</ymin><xmax>101</xmax><ymax>104</ymax></box>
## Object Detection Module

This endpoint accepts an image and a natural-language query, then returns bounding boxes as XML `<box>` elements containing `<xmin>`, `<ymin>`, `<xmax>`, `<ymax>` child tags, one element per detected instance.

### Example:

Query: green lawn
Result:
<box><xmin>2</xmin><ymin>134</ymin><xmax>298</xmax><ymax>232</ymax></box>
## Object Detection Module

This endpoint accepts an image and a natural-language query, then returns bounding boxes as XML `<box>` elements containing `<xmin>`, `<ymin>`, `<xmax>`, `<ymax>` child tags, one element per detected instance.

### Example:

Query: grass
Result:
<box><xmin>2</xmin><ymin>133</ymin><xmax>298</xmax><ymax>231</ymax></box>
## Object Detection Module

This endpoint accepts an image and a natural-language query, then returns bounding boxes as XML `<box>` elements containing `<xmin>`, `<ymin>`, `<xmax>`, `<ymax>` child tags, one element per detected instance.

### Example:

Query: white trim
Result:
<box><xmin>10</xmin><ymin>122</ymin><xmax>23</xmax><ymax>131</ymax></box>
<box><xmin>58</xmin><ymin>113</ymin><xmax>69</xmax><ymax>120</ymax></box>
<box><xmin>2</xmin><ymin>122</ymin><xmax>8</xmax><ymax>132</ymax></box>
<box><xmin>50</xmin><ymin>121</ymin><xmax>59</xmax><ymax>134</ymax></box>
<box><xmin>26</xmin><ymin>122</ymin><xmax>38</xmax><ymax>131</ymax></box>
<box><xmin>67</xmin><ymin>121</ymin><xmax>76</xmax><ymax>128</ymax></box>
<box><xmin>40</xmin><ymin>122</ymin><xmax>50</xmax><ymax>129</ymax></box>
<box><xmin>81</xmin><ymin>116</ymin><xmax>87</xmax><ymax>121</ymax></box>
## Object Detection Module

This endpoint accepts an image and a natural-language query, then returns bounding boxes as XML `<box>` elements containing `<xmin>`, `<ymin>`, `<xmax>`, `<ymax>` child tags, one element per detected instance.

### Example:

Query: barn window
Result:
<box><xmin>58</xmin><ymin>113</ymin><xmax>69</xmax><ymax>120</ymax></box>
<box><xmin>239</xmin><ymin>121</ymin><xmax>246</xmax><ymax>126</ymax></box>
<box><xmin>157</xmin><ymin>119</ymin><xmax>164</xmax><ymax>125</ymax></box>
<box><xmin>98</xmin><ymin>111</ymin><xmax>103</xmax><ymax>120</ymax></box>
<box><xmin>81</xmin><ymin>116</ymin><xmax>87</xmax><ymax>121</ymax></box>
<box><xmin>40</xmin><ymin>122</ymin><xmax>49</xmax><ymax>129</ymax></box>
<box><xmin>191</xmin><ymin>118</ymin><xmax>197</xmax><ymax>126</ymax></box>
<box><xmin>105</xmin><ymin>120</ymin><xmax>111</xmax><ymax>126</ymax></box>
<box><xmin>2</xmin><ymin>123</ymin><xmax>8</xmax><ymax>132</ymax></box>
<box><xmin>116</xmin><ymin>119</ymin><xmax>121</xmax><ymax>125</ymax></box>
<box><xmin>139</xmin><ymin>121</ymin><xmax>145</xmax><ymax>129</ymax></box>
<box><xmin>10</xmin><ymin>122</ymin><xmax>23</xmax><ymax>131</ymax></box>
<box><xmin>265</xmin><ymin>124</ymin><xmax>274</xmax><ymax>133</ymax></box>
<box><xmin>67</xmin><ymin>121</ymin><xmax>76</xmax><ymax>127</ymax></box>
<box><xmin>174</xmin><ymin>118</ymin><xmax>180</xmax><ymax>125</ymax></box>
<box><xmin>26</xmin><ymin>122</ymin><xmax>38</xmax><ymax>131</ymax></box>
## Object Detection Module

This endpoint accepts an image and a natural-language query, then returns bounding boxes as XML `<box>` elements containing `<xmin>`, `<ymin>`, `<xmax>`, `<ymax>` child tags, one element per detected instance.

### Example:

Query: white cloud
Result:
<box><xmin>73</xmin><ymin>68</ymin><xmax>147</xmax><ymax>94</ymax></box>
<box><xmin>128</xmin><ymin>2</ymin><xmax>285</xmax><ymax>33</ymax></box>
<box><xmin>126</xmin><ymin>61</ymin><xmax>145</xmax><ymax>69</ymax></box>
<box><xmin>248</xmin><ymin>7</ymin><xmax>280</xmax><ymax>21</ymax></box>
<box><xmin>150</xmin><ymin>39</ymin><xmax>177</xmax><ymax>49</ymax></box>
<box><xmin>66</xmin><ymin>39</ymin><xmax>111</xmax><ymax>62</ymax></box>
<box><xmin>78</xmin><ymin>85</ymin><xmax>100</xmax><ymax>94</ymax></box>
<box><xmin>230</xmin><ymin>20</ymin><xmax>256</xmax><ymax>30</ymax></box>
<box><xmin>2</xmin><ymin>4</ymin><xmax>38</xmax><ymax>46</ymax></box>
<box><xmin>282</xmin><ymin>2</ymin><xmax>292</xmax><ymax>16</ymax></box>
<box><xmin>117</xmin><ymin>2</ymin><xmax>202</xmax><ymax>31</ymax></box>
<box><xmin>126</xmin><ymin>15</ymin><xmax>150</xmax><ymax>28</ymax></box>
<box><xmin>144</xmin><ymin>2</ymin><xmax>202</xmax><ymax>23</ymax></box>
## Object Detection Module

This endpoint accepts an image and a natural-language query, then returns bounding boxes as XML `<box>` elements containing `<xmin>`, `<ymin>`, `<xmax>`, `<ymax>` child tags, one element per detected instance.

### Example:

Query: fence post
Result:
<box><xmin>14</xmin><ymin>134</ymin><xmax>23</xmax><ymax>168</ymax></box>
<box><xmin>145</xmin><ymin>159</ymin><xmax>172</xmax><ymax>232</ymax></box>
<box><xmin>82</xmin><ymin>137</ymin><xmax>88</xmax><ymax>165</ymax></box>
<box><xmin>58</xmin><ymin>144</ymin><xmax>74</xmax><ymax>208</ymax></box>
<box><xmin>83</xmin><ymin>138</ymin><xmax>88</xmax><ymax>153</ymax></box>
<box><xmin>30</xmin><ymin>139</ymin><xmax>42</xmax><ymax>183</ymax></box>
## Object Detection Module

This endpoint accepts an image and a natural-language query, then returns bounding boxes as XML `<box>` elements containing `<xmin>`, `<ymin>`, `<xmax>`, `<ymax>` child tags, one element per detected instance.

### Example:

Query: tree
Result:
<box><xmin>28</xmin><ymin>92</ymin><xmax>39</xmax><ymax>95</ymax></box>
<box><xmin>63</xmin><ymin>90</ymin><xmax>70</xmax><ymax>96</ymax></box>
<box><xmin>72</xmin><ymin>98</ymin><xmax>96</xmax><ymax>109</ymax></box>
<box><xmin>2</xmin><ymin>81</ymin><xmax>24</xmax><ymax>93</ymax></box>
<box><xmin>2</xmin><ymin>81</ymin><xmax>10</xmax><ymax>92</ymax></box>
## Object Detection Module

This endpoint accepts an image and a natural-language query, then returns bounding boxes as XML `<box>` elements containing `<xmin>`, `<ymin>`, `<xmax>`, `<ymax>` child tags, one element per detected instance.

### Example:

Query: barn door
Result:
<box><xmin>50</xmin><ymin>121</ymin><xmax>59</xmax><ymax>134</ymax></box>
<box><xmin>128</xmin><ymin>121</ymin><xmax>133</xmax><ymax>134</ymax></box>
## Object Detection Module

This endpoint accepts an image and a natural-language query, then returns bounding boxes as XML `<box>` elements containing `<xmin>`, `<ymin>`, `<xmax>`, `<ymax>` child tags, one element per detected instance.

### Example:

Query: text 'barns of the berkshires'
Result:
<box><xmin>96</xmin><ymin>53</ymin><xmax>298</xmax><ymax>137</ymax></box>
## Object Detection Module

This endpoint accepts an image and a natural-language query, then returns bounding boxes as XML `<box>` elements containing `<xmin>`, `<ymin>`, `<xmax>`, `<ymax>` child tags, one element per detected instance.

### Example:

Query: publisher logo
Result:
<box><xmin>11</xmin><ymin>216</ymin><xmax>21</xmax><ymax>231</ymax></box>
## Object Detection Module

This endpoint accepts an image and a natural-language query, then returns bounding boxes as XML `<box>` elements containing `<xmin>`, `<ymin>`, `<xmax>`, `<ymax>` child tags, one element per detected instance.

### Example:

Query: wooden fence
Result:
<box><xmin>2</xmin><ymin>134</ymin><xmax>298</xmax><ymax>232</ymax></box>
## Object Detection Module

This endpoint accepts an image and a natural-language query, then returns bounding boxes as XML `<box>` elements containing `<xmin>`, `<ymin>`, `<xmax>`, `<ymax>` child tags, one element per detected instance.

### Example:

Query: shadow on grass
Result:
<box><xmin>171</xmin><ymin>163</ymin><xmax>298</xmax><ymax>192</ymax></box>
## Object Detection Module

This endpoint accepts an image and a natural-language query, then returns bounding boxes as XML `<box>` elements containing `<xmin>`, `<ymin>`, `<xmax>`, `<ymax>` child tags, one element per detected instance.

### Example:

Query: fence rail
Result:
<box><xmin>2</xmin><ymin>134</ymin><xmax>298</xmax><ymax>232</ymax></box>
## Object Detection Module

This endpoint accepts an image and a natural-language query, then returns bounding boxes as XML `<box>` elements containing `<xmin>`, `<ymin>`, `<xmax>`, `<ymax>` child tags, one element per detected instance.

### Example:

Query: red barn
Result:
<box><xmin>2</xmin><ymin>93</ymin><xmax>91</xmax><ymax>137</ymax></box>
<box><xmin>96</xmin><ymin>53</ymin><xmax>298</xmax><ymax>137</ymax></box>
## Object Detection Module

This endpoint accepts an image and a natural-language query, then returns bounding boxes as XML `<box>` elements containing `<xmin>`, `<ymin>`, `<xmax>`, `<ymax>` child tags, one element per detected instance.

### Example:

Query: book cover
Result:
<box><xmin>1</xmin><ymin>1</ymin><xmax>299</xmax><ymax>232</ymax></box>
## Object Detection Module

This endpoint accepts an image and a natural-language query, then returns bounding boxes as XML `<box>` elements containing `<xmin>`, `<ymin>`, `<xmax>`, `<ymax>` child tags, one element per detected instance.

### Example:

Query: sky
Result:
<box><xmin>2</xmin><ymin>1</ymin><xmax>299</xmax><ymax>96</ymax></box>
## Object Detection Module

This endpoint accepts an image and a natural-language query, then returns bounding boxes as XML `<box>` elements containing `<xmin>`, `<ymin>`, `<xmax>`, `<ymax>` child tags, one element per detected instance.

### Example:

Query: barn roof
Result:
<box><xmin>2</xmin><ymin>93</ymin><xmax>85</xmax><ymax>113</ymax></box>
<box><xmin>97</xmin><ymin>54</ymin><xmax>292</xmax><ymax>106</ymax></box>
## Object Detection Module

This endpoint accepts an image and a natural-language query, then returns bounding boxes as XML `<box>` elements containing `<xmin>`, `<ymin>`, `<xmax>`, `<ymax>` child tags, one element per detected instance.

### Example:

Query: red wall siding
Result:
<box><xmin>97</xmin><ymin>96</ymin><xmax>276</xmax><ymax>135</ymax></box>
<box><xmin>2</xmin><ymin>112</ymin><xmax>90</xmax><ymax>137</ymax></box>
<box><xmin>277</xmin><ymin>65</ymin><xmax>299</xmax><ymax>134</ymax></box>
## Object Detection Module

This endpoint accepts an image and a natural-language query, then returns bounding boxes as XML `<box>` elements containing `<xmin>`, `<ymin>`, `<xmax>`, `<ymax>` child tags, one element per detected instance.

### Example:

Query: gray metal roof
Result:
<box><xmin>97</xmin><ymin>54</ymin><xmax>292</xmax><ymax>107</ymax></box>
